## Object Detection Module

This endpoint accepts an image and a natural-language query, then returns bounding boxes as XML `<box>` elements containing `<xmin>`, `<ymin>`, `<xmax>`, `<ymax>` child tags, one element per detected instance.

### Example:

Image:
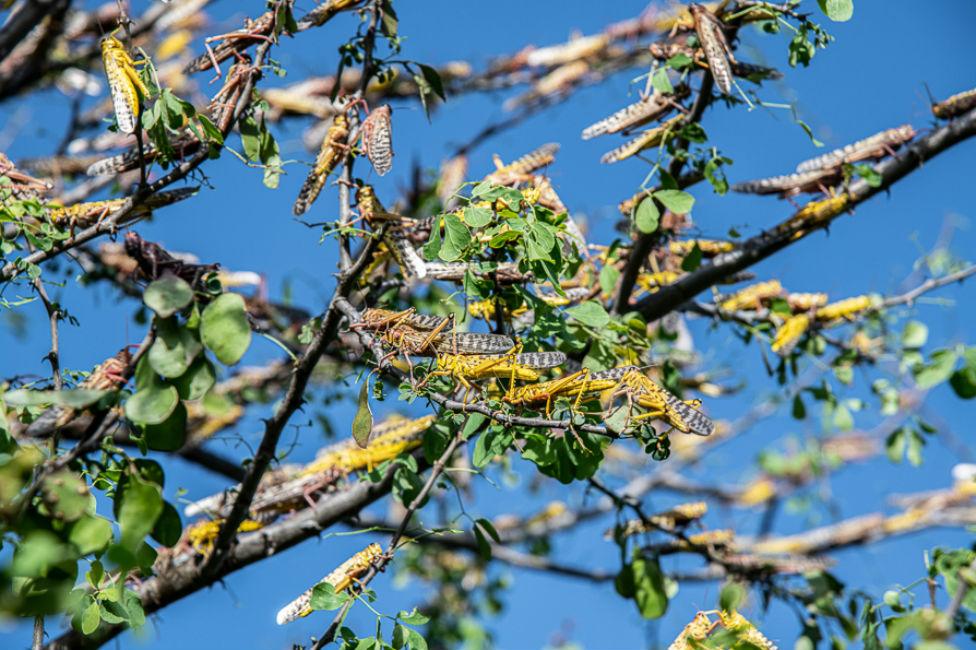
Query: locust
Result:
<box><xmin>0</xmin><ymin>152</ymin><xmax>53</xmax><ymax>199</ymax></box>
<box><xmin>932</xmin><ymin>87</ymin><xmax>976</xmax><ymax>120</ymax></box>
<box><xmin>293</xmin><ymin>114</ymin><xmax>350</xmax><ymax>215</ymax></box>
<box><xmin>717</xmin><ymin>280</ymin><xmax>784</xmax><ymax>312</ymax></box>
<box><xmin>771</xmin><ymin>313</ymin><xmax>809</xmax><ymax>355</ymax></box>
<box><xmin>485</xmin><ymin>143</ymin><xmax>559</xmax><ymax>185</ymax></box>
<box><xmin>581</xmin><ymin>87</ymin><xmax>689</xmax><ymax>140</ymax></box>
<box><xmin>354</xmin><ymin>308</ymin><xmax>515</xmax><ymax>356</ymax></box>
<box><xmin>101</xmin><ymin>34</ymin><xmax>152</xmax><ymax>135</ymax></box>
<box><xmin>24</xmin><ymin>348</ymin><xmax>133</xmax><ymax>437</ymax></box>
<box><xmin>360</xmin><ymin>105</ymin><xmax>394</xmax><ymax>176</ymax></box>
<box><xmin>599</xmin><ymin>115</ymin><xmax>684</xmax><ymax>164</ymax></box>
<box><xmin>186</xmin><ymin>415</ymin><xmax>431</xmax><ymax>519</ymax></box>
<box><xmin>613</xmin><ymin>501</ymin><xmax>708</xmax><ymax>539</ymax></box>
<box><xmin>689</xmin><ymin>3</ymin><xmax>736</xmax><ymax>96</ymax></box>
<box><xmin>667</xmin><ymin>239</ymin><xmax>735</xmax><ymax>257</ymax></box>
<box><xmin>123</xmin><ymin>229</ymin><xmax>219</xmax><ymax>286</ymax></box>
<box><xmin>355</xmin><ymin>184</ymin><xmax>430</xmax><ymax>278</ymax></box>
<box><xmin>608</xmin><ymin>367</ymin><xmax>715</xmax><ymax>436</ymax></box>
<box><xmin>426</xmin><ymin>349</ymin><xmax>567</xmax><ymax>402</ymax></box>
<box><xmin>46</xmin><ymin>187</ymin><xmax>197</xmax><ymax>231</ymax></box>
<box><xmin>730</xmin><ymin>167</ymin><xmax>841</xmax><ymax>198</ymax></box>
<box><xmin>87</xmin><ymin>57</ymin><xmax>253</xmax><ymax>177</ymax></box>
<box><xmin>503</xmin><ymin>366</ymin><xmax>631</xmax><ymax>416</ymax></box>
<box><xmin>297</xmin><ymin>0</ymin><xmax>365</xmax><ymax>30</ymax></box>
<box><xmin>648</xmin><ymin>42</ymin><xmax>781</xmax><ymax>83</ymax></box>
<box><xmin>669</xmin><ymin>610</ymin><xmax>778</xmax><ymax>650</ymax></box>
<box><xmin>275</xmin><ymin>543</ymin><xmax>383</xmax><ymax>625</ymax></box>
<box><xmin>794</xmin><ymin>124</ymin><xmax>915</xmax><ymax>173</ymax></box>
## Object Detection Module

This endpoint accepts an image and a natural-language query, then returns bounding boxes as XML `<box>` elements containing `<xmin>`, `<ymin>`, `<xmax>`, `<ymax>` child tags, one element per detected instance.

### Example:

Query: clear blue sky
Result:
<box><xmin>3</xmin><ymin>1</ymin><xmax>976</xmax><ymax>648</ymax></box>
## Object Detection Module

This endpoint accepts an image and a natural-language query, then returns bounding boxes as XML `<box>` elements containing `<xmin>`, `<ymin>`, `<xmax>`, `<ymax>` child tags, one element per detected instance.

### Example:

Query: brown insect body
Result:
<box><xmin>794</xmin><ymin>124</ymin><xmax>915</xmax><ymax>173</ymax></box>
<box><xmin>581</xmin><ymin>86</ymin><xmax>689</xmax><ymax>140</ymax></box>
<box><xmin>689</xmin><ymin>4</ymin><xmax>735</xmax><ymax>95</ymax></box>
<box><xmin>361</xmin><ymin>105</ymin><xmax>394</xmax><ymax>176</ymax></box>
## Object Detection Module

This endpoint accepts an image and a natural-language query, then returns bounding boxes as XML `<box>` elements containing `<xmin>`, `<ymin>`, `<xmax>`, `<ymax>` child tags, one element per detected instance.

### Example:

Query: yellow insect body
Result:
<box><xmin>300</xmin><ymin>415</ymin><xmax>433</xmax><ymax>477</ymax></box>
<box><xmin>668</xmin><ymin>239</ymin><xmax>735</xmax><ymax>256</ymax></box>
<box><xmin>275</xmin><ymin>543</ymin><xmax>383</xmax><ymax>625</ymax></box>
<box><xmin>771</xmin><ymin>313</ymin><xmax>810</xmax><ymax>354</ymax></box>
<box><xmin>614</xmin><ymin>370</ymin><xmax>715</xmax><ymax>436</ymax></box>
<box><xmin>486</xmin><ymin>143</ymin><xmax>559</xmax><ymax>185</ymax></box>
<box><xmin>787</xmin><ymin>292</ymin><xmax>829</xmax><ymax>311</ymax></box>
<box><xmin>293</xmin><ymin>115</ymin><xmax>350</xmax><ymax>215</ymax></box>
<box><xmin>668</xmin><ymin>612</ymin><xmax>715</xmax><ymax>650</ymax></box>
<box><xmin>719</xmin><ymin>280</ymin><xmax>783</xmax><ymax>312</ymax></box>
<box><xmin>815</xmin><ymin>295</ymin><xmax>876</xmax><ymax>322</ymax></box>
<box><xmin>429</xmin><ymin>350</ymin><xmax>566</xmax><ymax>400</ymax></box>
<box><xmin>184</xmin><ymin>518</ymin><xmax>265</xmax><ymax>556</ymax></box>
<box><xmin>636</xmin><ymin>270</ymin><xmax>682</xmax><ymax>293</ymax></box>
<box><xmin>101</xmin><ymin>36</ymin><xmax>151</xmax><ymax>134</ymax></box>
<box><xmin>600</xmin><ymin>115</ymin><xmax>684</xmax><ymax>164</ymax></box>
<box><xmin>717</xmin><ymin>611</ymin><xmax>779</xmax><ymax>650</ymax></box>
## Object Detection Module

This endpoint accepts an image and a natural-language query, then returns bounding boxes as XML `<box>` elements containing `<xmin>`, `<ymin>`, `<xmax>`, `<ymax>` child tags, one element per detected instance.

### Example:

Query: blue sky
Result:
<box><xmin>3</xmin><ymin>0</ymin><xmax>976</xmax><ymax>648</ymax></box>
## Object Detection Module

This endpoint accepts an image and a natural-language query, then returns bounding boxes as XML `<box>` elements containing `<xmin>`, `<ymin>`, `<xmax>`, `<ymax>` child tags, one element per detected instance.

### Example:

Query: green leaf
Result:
<box><xmin>173</xmin><ymin>356</ymin><xmax>216</xmax><ymax>401</ymax></box>
<box><xmin>524</xmin><ymin>221</ymin><xmax>556</xmax><ymax>262</ymax></box>
<box><xmin>634</xmin><ymin>196</ymin><xmax>659</xmax><ymax>233</ymax></box>
<box><xmin>3</xmin><ymin>388</ymin><xmax>109</xmax><ymax>409</ymax></box>
<box><xmin>422</xmin><ymin>217</ymin><xmax>443</xmax><ymax>260</ymax></box>
<box><xmin>117</xmin><ymin>474</ymin><xmax>163</xmax><ymax>552</ymax></box>
<box><xmin>399</xmin><ymin>608</ymin><xmax>430</xmax><ymax>626</ymax></box>
<box><xmin>70</xmin><ymin>516</ymin><xmax>114</xmax><ymax>555</ymax></box>
<box><xmin>651</xmin><ymin>67</ymin><xmax>674</xmax><ymax>94</ymax></box>
<box><xmin>476</xmin><ymin>518</ymin><xmax>501</xmax><ymax>543</ymax></box>
<box><xmin>913</xmin><ymin>349</ymin><xmax>958</xmax><ymax>389</ymax></box>
<box><xmin>719</xmin><ymin>582</ymin><xmax>746</xmax><ymax>612</ymax></box>
<box><xmin>81</xmin><ymin>601</ymin><xmax>101</xmax><ymax>635</ymax></box>
<box><xmin>200</xmin><ymin>293</ymin><xmax>252</xmax><ymax>365</ymax></box>
<box><xmin>599</xmin><ymin>264</ymin><xmax>620</xmax><ymax>295</ymax></box>
<box><xmin>150</xmin><ymin>501</ymin><xmax>182</xmax><ymax>547</ymax></box>
<box><xmin>818</xmin><ymin>0</ymin><xmax>853</xmax><ymax>22</ymax></box>
<box><xmin>791</xmin><ymin>394</ymin><xmax>806</xmax><ymax>419</ymax></box>
<box><xmin>41</xmin><ymin>470</ymin><xmax>91</xmax><ymax>522</ymax></box>
<box><xmin>148</xmin><ymin>317</ymin><xmax>196</xmax><ymax>378</ymax></box>
<box><xmin>901</xmin><ymin>320</ymin><xmax>928</xmax><ymax>349</ymax></box>
<box><xmin>653</xmin><ymin>189</ymin><xmax>695</xmax><ymax>214</ymax></box>
<box><xmin>680</xmin><ymin>243</ymin><xmax>702</xmax><ymax>272</ymax></box>
<box><xmin>352</xmin><ymin>379</ymin><xmax>373</xmax><ymax>448</ymax></box>
<box><xmin>143</xmin><ymin>276</ymin><xmax>193</xmax><ymax>318</ymax></box>
<box><xmin>950</xmin><ymin>365</ymin><xmax>976</xmax><ymax>399</ymax></box>
<box><xmin>310</xmin><ymin>582</ymin><xmax>350</xmax><ymax>611</ymax></box>
<box><xmin>125</xmin><ymin>381</ymin><xmax>179</xmax><ymax>426</ymax></box>
<box><xmin>405</xmin><ymin>628</ymin><xmax>428</xmax><ymax>650</ymax></box>
<box><xmin>437</xmin><ymin>213</ymin><xmax>471</xmax><ymax>262</ymax></box>
<box><xmin>632</xmin><ymin>556</ymin><xmax>668</xmax><ymax>618</ymax></box>
<box><xmin>886</xmin><ymin>427</ymin><xmax>907</xmax><ymax>463</ymax></box>
<box><xmin>417</xmin><ymin>63</ymin><xmax>445</xmax><ymax>100</ymax></box>
<box><xmin>143</xmin><ymin>401</ymin><xmax>187</xmax><ymax>451</ymax></box>
<box><xmin>566</xmin><ymin>301</ymin><xmax>610</xmax><ymax>328</ymax></box>
<box><xmin>463</xmin><ymin>205</ymin><xmax>492</xmax><ymax>228</ymax></box>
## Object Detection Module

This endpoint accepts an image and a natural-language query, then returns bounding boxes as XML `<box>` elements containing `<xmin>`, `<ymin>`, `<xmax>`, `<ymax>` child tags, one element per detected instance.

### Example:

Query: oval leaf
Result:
<box><xmin>653</xmin><ymin>189</ymin><xmax>695</xmax><ymax>214</ymax></box>
<box><xmin>125</xmin><ymin>384</ymin><xmax>179</xmax><ymax>425</ymax></box>
<box><xmin>200</xmin><ymin>293</ymin><xmax>251</xmax><ymax>365</ymax></box>
<box><xmin>144</xmin><ymin>275</ymin><xmax>193</xmax><ymax>318</ymax></box>
<box><xmin>173</xmin><ymin>357</ymin><xmax>216</xmax><ymax>401</ymax></box>
<box><xmin>634</xmin><ymin>196</ymin><xmax>659</xmax><ymax>234</ymax></box>
<box><xmin>144</xmin><ymin>401</ymin><xmax>187</xmax><ymax>451</ymax></box>
<box><xmin>818</xmin><ymin>0</ymin><xmax>853</xmax><ymax>22</ymax></box>
<box><xmin>148</xmin><ymin>318</ymin><xmax>193</xmax><ymax>378</ymax></box>
<box><xmin>352</xmin><ymin>380</ymin><xmax>373</xmax><ymax>448</ymax></box>
<box><xmin>118</xmin><ymin>474</ymin><xmax>163</xmax><ymax>551</ymax></box>
<box><xmin>566</xmin><ymin>301</ymin><xmax>611</xmax><ymax>328</ymax></box>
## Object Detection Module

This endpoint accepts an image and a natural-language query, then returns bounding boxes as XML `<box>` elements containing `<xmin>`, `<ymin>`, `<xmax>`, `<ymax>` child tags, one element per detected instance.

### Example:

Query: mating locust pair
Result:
<box><xmin>353</xmin><ymin>308</ymin><xmax>714</xmax><ymax>437</ymax></box>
